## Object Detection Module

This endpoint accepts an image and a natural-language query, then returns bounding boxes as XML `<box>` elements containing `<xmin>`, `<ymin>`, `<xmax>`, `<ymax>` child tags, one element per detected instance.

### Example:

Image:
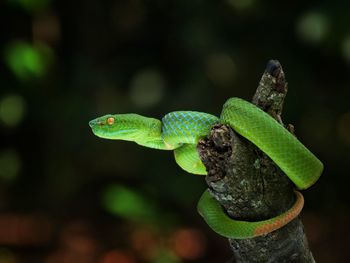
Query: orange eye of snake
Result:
<box><xmin>107</xmin><ymin>117</ymin><xmax>115</xmax><ymax>125</ymax></box>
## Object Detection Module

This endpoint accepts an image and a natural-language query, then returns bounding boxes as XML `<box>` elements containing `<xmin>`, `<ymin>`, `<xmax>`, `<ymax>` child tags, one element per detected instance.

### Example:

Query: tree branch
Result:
<box><xmin>197</xmin><ymin>60</ymin><xmax>315</xmax><ymax>262</ymax></box>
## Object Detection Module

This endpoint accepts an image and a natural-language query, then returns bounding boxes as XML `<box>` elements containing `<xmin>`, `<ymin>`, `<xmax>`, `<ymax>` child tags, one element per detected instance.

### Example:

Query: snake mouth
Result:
<box><xmin>89</xmin><ymin>119</ymin><xmax>96</xmax><ymax>128</ymax></box>
<box><xmin>92</xmin><ymin>127</ymin><xmax>140</xmax><ymax>140</ymax></box>
<box><xmin>89</xmin><ymin>118</ymin><xmax>105</xmax><ymax>128</ymax></box>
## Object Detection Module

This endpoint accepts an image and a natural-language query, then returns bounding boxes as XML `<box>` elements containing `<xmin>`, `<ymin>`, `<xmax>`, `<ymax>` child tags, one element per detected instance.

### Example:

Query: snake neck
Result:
<box><xmin>135</xmin><ymin>118</ymin><xmax>177</xmax><ymax>150</ymax></box>
<box><xmin>161</xmin><ymin>111</ymin><xmax>220</xmax><ymax>146</ymax></box>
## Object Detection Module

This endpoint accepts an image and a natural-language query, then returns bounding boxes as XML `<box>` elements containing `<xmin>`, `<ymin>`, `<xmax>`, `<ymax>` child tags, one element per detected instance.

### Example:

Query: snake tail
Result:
<box><xmin>197</xmin><ymin>190</ymin><xmax>304</xmax><ymax>239</ymax></box>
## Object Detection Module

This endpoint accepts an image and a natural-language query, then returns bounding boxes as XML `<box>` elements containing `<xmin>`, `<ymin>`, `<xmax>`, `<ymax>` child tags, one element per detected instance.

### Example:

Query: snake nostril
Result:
<box><xmin>88</xmin><ymin>120</ymin><xmax>95</xmax><ymax>128</ymax></box>
<box><xmin>89</xmin><ymin>119</ymin><xmax>103</xmax><ymax>127</ymax></box>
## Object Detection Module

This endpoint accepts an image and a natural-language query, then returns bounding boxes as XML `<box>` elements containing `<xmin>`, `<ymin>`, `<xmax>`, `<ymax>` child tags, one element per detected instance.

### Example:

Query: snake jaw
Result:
<box><xmin>88</xmin><ymin>118</ymin><xmax>101</xmax><ymax>128</ymax></box>
<box><xmin>164</xmin><ymin>141</ymin><xmax>174</xmax><ymax>150</ymax></box>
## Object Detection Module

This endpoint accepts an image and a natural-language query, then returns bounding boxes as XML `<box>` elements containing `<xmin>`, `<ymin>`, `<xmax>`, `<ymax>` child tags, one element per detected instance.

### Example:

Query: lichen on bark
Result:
<box><xmin>197</xmin><ymin>60</ymin><xmax>315</xmax><ymax>262</ymax></box>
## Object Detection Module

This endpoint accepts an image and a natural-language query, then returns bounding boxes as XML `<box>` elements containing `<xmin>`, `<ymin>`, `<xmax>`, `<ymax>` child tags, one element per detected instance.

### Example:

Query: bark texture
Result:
<box><xmin>197</xmin><ymin>60</ymin><xmax>315</xmax><ymax>263</ymax></box>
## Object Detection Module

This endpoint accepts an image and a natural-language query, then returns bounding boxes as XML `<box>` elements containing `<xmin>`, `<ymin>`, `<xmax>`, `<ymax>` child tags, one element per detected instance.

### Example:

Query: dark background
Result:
<box><xmin>0</xmin><ymin>0</ymin><xmax>349</xmax><ymax>262</ymax></box>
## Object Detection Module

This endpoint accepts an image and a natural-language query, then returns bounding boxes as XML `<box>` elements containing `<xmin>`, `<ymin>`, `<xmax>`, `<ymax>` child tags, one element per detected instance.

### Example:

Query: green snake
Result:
<box><xmin>89</xmin><ymin>97</ymin><xmax>323</xmax><ymax>239</ymax></box>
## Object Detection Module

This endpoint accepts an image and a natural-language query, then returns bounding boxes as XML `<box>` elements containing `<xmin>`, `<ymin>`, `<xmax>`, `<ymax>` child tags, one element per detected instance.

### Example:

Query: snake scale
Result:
<box><xmin>89</xmin><ymin>97</ymin><xmax>323</xmax><ymax>239</ymax></box>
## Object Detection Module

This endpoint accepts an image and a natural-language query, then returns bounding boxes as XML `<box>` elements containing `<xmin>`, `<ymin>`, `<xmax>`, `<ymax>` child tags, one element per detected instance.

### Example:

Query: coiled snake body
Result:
<box><xmin>89</xmin><ymin>97</ymin><xmax>323</xmax><ymax>239</ymax></box>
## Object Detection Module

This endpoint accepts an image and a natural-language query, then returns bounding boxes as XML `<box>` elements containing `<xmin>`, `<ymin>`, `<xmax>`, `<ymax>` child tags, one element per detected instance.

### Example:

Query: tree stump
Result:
<box><xmin>198</xmin><ymin>60</ymin><xmax>315</xmax><ymax>263</ymax></box>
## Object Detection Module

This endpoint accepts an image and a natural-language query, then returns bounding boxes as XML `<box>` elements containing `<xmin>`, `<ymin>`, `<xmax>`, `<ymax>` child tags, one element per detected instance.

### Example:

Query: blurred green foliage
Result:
<box><xmin>4</xmin><ymin>41</ymin><xmax>52</xmax><ymax>81</ymax></box>
<box><xmin>296</xmin><ymin>12</ymin><xmax>329</xmax><ymax>45</ymax></box>
<box><xmin>0</xmin><ymin>149</ymin><xmax>21</xmax><ymax>182</ymax></box>
<box><xmin>0</xmin><ymin>94</ymin><xmax>26</xmax><ymax>127</ymax></box>
<box><xmin>154</xmin><ymin>250</ymin><xmax>181</xmax><ymax>263</ymax></box>
<box><xmin>7</xmin><ymin>0</ymin><xmax>51</xmax><ymax>13</ymax></box>
<box><xmin>102</xmin><ymin>184</ymin><xmax>158</xmax><ymax>223</ymax></box>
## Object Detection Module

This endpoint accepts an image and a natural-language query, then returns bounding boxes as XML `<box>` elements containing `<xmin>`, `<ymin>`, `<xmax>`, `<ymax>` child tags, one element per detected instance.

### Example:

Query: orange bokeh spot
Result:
<box><xmin>130</xmin><ymin>228</ymin><xmax>157</xmax><ymax>260</ymax></box>
<box><xmin>0</xmin><ymin>213</ymin><xmax>52</xmax><ymax>245</ymax></box>
<box><xmin>171</xmin><ymin>228</ymin><xmax>206</xmax><ymax>260</ymax></box>
<box><xmin>100</xmin><ymin>250</ymin><xmax>135</xmax><ymax>263</ymax></box>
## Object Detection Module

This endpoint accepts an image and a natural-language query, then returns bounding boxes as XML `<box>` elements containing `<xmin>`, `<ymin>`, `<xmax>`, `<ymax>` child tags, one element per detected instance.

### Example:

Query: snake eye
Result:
<box><xmin>107</xmin><ymin>117</ymin><xmax>115</xmax><ymax>125</ymax></box>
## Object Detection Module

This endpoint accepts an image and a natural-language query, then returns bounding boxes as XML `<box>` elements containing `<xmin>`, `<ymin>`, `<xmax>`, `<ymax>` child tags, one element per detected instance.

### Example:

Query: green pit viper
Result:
<box><xmin>89</xmin><ymin>97</ymin><xmax>323</xmax><ymax>239</ymax></box>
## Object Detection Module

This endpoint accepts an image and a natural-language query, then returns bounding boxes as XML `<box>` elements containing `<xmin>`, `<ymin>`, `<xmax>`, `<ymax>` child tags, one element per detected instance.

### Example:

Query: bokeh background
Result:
<box><xmin>1</xmin><ymin>0</ymin><xmax>349</xmax><ymax>262</ymax></box>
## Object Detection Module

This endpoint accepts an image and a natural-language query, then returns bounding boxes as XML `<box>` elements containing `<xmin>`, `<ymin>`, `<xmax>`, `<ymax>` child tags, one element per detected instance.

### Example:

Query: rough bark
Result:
<box><xmin>197</xmin><ymin>60</ymin><xmax>315</xmax><ymax>263</ymax></box>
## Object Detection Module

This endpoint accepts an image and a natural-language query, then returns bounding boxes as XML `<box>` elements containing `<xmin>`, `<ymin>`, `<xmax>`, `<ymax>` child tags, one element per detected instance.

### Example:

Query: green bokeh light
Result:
<box><xmin>7</xmin><ymin>0</ymin><xmax>51</xmax><ymax>13</ymax></box>
<box><xmin>0</xmin><ymin>150</ymin><xmax>21</xmax><ymax>182</ymax></box>
<box><xmin>102</xmin><ymin>184</ymin><xmax>157</xmax><ymax>222</ymax></box>
<box><xmin>154</xmin><ymin>250</ymin><xmax>181</xmax><ymax>263</ymax></box>
<box><xmin>0</xmin><ymin>95</ymin><xmax>26</xmax><ymax>127</ymax></box>
<box><xmin>341</xmin><ymin>36</ymin><xmax>350</xmax><ymax>63</ymax></box>
<box><xmin>129</xmin><ymin>69</ymin><xmax>164</xmax><ymax>109</ymax></box>
<box><xmin>227</xmin><ymin>0</ymin><xmax>255</xmax><ymax>11</ymax></box>
<box><xmin>4</xmin><ymin>41</ymin><xmax>53</xmax><ymax>81</ymax></box>
<box><xmin>296</xmin><ymin>12</ymin><xmax>329</xmax><ymax>45</ymax></box>
<box><xmin>206</xmin><ymin>53</ymin><xmax>236</xmax><ymax>87</ymax></box>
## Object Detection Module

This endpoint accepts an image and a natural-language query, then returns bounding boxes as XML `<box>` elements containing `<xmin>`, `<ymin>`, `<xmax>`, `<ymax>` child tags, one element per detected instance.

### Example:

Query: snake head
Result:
<box><xmin>89</xmin><ymin>113</ymin><xmax>155</xmax><ymax>141</ymax></box>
